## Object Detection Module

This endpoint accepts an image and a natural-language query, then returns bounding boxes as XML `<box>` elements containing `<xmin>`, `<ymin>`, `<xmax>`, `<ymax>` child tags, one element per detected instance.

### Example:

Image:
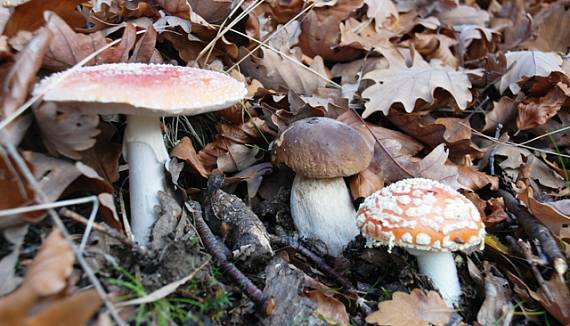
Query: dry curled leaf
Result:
<box><xmin>366</xmin><ymin>289</ymin><xmax>452</xmax><ymax>326</ymax></box>
<box><xmin>306</xmin><ymin>290</ymin><xmax>350</xmax><ymax>326</ymax></box>
<box><xmin>362</xmin><ymin>57</ymin><xmax>475</xmax><ymax>116</ymax></box>
<box><xmin>497</xmin><ymin>51</ymin><xmax>562</xmax><ymax>94</ymax></box>
<box><xmin>297</xmin><ymin>0</ymin><xmax>363</xmax><ymax>61</ymax></box>
<box><xmin>0</xmin><ymin>27</ymin><xmax>50</xmax><ymax>118</ymax></box>
<box><xmin>171</xmin><ymin>137</ymin><xmax>210</xmax><ymax>178</ymax></box>
<box><xmin>33</xmin><ymin>103</ymin><xmax>100</xmax><ymax>160</ymax></box>
<box><xmin>0</xmin><ymin>229</ymin><xmax>102</xmax><ymax>325</ymax></box>
<box><xmin>3</xmin><ymin>0</ymin><xmax>86</xmax><ymax>37</ymax></box>
<box><xmin>522</xmin><ymin>4</ymin><xmax>570</xmax><ymax>53</ymax></box>
<box><xmin>516</xmin><ymin>82</ymin><xmax>570</xmax><ymax>130</ymax></box>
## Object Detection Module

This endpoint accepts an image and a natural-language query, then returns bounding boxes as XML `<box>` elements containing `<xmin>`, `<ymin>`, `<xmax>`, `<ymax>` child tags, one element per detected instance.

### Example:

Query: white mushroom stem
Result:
<box><xmin>407</xmin><ymin>248</ymin><xmax>462</xmax><ymax>307</ymax></box>
<box><xmin>290</xmin><ymin>175</ymin><xmax>359</xmax><ymax>256</ymax></box>
<box><xmin>125</xmin><ymin>114</ymin><xmax>169</xmax><ymax>246</ymax></box>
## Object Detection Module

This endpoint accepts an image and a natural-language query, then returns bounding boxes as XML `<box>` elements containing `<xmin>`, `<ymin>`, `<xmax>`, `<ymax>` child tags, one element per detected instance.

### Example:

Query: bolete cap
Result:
<box><xmin>271</xmin><ymin>117</ymin><xmax>372</xmax><ymax>178</ymax></box>
<box><xmin>34</xmin><ymin>63</ymin><xmax>247</xmax><ymax>116</ymax></box>
<box><xmin>356</xmin><ymin>178</ymin><xmax>485</xmax><ymax>252</ymax></box>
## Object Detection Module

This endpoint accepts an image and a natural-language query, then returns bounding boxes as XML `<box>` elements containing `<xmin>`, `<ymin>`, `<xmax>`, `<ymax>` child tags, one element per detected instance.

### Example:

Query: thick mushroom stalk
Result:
<box><xmin>125</xmin><ymin>115</ymin><xmax>169</xmax><ymax>243</ymax></box>
<box><xmin>272</xmin><ymin>117</ymin><xmax>373</xmax><ymax>256</ymax></box>
<box><xmin>291</xmin><ymin>175</ymin><xmax>359</xmax><ymax>256</ymax></box>
<box><xmin>408</xmin><ymin>249</ymin><xmax>461</xmax><ymax>306</ymax></box>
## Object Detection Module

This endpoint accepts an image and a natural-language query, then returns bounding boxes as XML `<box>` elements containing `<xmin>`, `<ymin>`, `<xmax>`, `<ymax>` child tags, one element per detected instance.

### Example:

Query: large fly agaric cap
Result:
<box><xmin>34</xmin><ymin>63</ymin><xmax>247</xmax><ymax>115</ymax></box>
<box><xmin>272</xmin><ymin>117</ymin><xmax>372</xmax><ymax>178</ymax></box>
<box><xmin>356</xmin><ymin>178</ymin><xmax>485</xmax><ymax>252</ymax></box>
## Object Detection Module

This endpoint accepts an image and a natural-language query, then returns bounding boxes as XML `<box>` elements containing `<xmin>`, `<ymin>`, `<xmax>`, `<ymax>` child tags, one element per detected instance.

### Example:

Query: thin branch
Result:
<box><xmin>185</xmin><ymin>200</ymin><xmax>275</xmax><ymax>315</ymax></box>
<box><xmin>499</xmin><ymin>189</ymin><xmax>567</xmax><ymax>277</ymax></box>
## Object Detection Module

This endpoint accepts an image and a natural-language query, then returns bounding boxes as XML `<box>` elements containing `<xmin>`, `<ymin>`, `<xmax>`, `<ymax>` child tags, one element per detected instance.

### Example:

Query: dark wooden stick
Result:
<box><xmin>498</xmin><ymin>189</ymin><xmax>567</xmax><ymax>276</ymax></box>
<box><xmin>186</xmin><ymin>200</ymin><xmax>274</xmax><ymax>315</ymax></box>
<box><xmin>269</xmin><ymin>235</ymin><xmax>372</xmax><ymax>315</ymax></box>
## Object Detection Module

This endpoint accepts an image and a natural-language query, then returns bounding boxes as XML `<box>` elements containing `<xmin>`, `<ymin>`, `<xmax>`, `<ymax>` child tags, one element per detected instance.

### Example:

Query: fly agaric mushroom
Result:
<box><xmin>272</xmin><ymin>117</ymin><xmax>372</xmax><ymax>256</ymax></box>
<box><xmin>34</xmin><ymin>63</ymin><xmax>246</xmax><ymax>245</ymax></box>
<box><xmin>356</xmin><ymin>178</ymin><xmax>486</xmax><ymax>306</ymax></box>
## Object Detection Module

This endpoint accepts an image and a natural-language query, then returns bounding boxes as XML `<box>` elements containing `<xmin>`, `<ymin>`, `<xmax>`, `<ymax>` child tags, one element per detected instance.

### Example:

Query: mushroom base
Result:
<box><xmin>126</xmin><ymin>114</ymin><xmax>169</xmax><ymax>245</ymax></box>
<box><xmin>408</xmin><ymin>248</ymin><xmax>462</xmax><ymax>307</ymax></box>
<box><xmin>290</xmin><ymin>175</ymin><xmax>359</xmax><ymax>256</ymax></box>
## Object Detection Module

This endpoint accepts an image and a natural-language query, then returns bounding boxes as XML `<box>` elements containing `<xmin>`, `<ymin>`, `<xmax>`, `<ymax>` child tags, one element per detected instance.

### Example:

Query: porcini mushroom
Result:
<box><xmin>35</xmin><ymin>63</ymin><xmax>246</xmax><ymax>245</ymax></box>
<box><xmin>356</xmin><ymin>178</ymin><xmax>486</xmax><ymax>306</ymax></box>
<box><xmin>272</xmin><ymin>117</ymin><xmax>372</xmax><ymax>256</ymax></box>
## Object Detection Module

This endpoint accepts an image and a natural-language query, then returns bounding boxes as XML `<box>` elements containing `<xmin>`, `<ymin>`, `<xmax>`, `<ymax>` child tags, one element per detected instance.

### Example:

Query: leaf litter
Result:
<box><xmin>0</xmin><ymin>0</ymin><xmax>570</xmax><ymax>325</ymax></box>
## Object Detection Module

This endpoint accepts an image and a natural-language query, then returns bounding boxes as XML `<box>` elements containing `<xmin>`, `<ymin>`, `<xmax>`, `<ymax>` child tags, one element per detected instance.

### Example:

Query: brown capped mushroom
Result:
<box><xmin>272</xmin><ymin>117</ymin><xmax>372</xmax><ymax>256</ymax></box>
<box><xmin>356</xmin><ymin>178</ymin><xmax>486</xmax><ymax>306</ymax></box>
<box><xmin>35</xmin><ymin>63</ymin><xmax>246</xmax><ymax>245</ymax></box>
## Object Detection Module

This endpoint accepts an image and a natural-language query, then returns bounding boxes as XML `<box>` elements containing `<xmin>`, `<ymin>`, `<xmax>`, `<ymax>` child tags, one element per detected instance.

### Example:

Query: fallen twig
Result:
<box><xmin>270</xmin><ymin>235</ymin><xmax>373</xmax><ymax>315</ymax></box>
<box><xmin>185</xmin><ymin>200</ymin><xmax>275</xmax><ymax>315</ymax></box>
<box><xmin>499</xmin><ymin>189</ymin><xmax>567</xmax><ymax>277</ymax></box>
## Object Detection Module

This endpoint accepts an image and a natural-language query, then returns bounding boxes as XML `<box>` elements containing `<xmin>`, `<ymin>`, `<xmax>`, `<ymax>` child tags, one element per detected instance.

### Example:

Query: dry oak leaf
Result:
<box><xmin>238</xmin><ymin>45</ymin><xmax>329</xmax><ymax>96</ymax></box>
<box><xmin>43</xmin><ymin>11</ymin><xmax>109</xmax><ymax>71</ymax></box>
<box><xmin>518</xmin><ymin>187</ymin><xmax>570</xmax><ymax>235</ymax></box>
<box><xmin>0</xmin><ymin>27</ymin><xmax>51</xmax><ymax>118</ymax></box>
<box><xmin>521</xmin><ymin>3</ymin><xmax>570</xmax><ymax>53</ymax></box>
<box><xmin>171</xmin><ymin>137</ymin><xmax>210</xmax><ymax>178</ymax></box>
<box><xmin>482</xmin><ymin>96</ymin><xmax>515</xmax><ymax>132</ymax></box>
<box><xmin>366</xmin><ymin>289</ymin><xmax>452</xmax><ymax>326</ymax></box>
<box><xmin>497</xmin><ymin>51</ymin><xmax>563</xmax><ymax>95</ymax></box>
<box><xmin>297</xmin><ymin>0</ymin><xmax>363</xmax><ymax>62</ymax></box>
<box><xmin>362</xmin><ymin>58</ymin><xmax>475</xmax><ymax>117</ymax></box>
<box><xmin>516</xmin><ymin>82</ymin><xmax>570</xmax><ymax>130</ymax></box>
<box><xmin>364</xmin><ymin>0</ymin><xmax>398</xmax><ymax>31</ymax></box>
<box><xmin>33</xmin><ymin>103</ymin><xmax>100</xmax><ymax>160</ymax></box>
<box><xmin>436</xmin><ymin>4</ymin><xmax>490</xmax><ymax>27</ymax></box>
<box><xmin>3</xmin><ymin>0</ymin><xmax>86</xmax><ymax>37</ymax></box>
<box><xmin>306</xmin><ymin>290</ymin><xmax>350</xmax><ymax>326</ymax></box>
<box><xmin>0</xmin><ymin>229</ymin><xmax>102</xmax><ymax>326</ymax></box>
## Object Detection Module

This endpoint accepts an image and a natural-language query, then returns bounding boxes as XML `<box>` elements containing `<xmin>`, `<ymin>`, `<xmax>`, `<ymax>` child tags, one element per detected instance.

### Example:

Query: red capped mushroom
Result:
<box><xmin>356</xmin><ymin>178</ymin><xmax>486</xmax><ymax>306</ymax></box>
<box><xmin>35</xmin><ymin>63</ymin><xmax>246</xmax><ymax>245</ymax></box>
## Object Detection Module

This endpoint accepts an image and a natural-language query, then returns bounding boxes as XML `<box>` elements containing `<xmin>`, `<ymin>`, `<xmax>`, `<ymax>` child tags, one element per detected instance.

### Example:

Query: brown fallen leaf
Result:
<box><xmin>154</xmin><ymin>0</ymin><xmax>191</xmax><ymax>19</ymax></box>
<box><xmin>521</xmin><ymin>3</ymin><xmax>570</xmax><ymax>53</ymax></box>
<box><xmin>509</xmin><ymin>272</ymin><xmax>570</xmax><ymax>325</ymax></box>
<box><xmin>188</xmin><ymin>0</ymin><xmax>232</xmax><ymax>24</ymax></box>
<box><xmin>0</xmin><ymin>27</ymin><xmax>50</xmax><ymax>118</ymax></box>
<box><xmin>412</xmin><ymin>32</ymin><xmax>459</xmax><ymax>69</ymax></box>
<box><xmin>366</xmin><ymin>289</ymin><xmax>452</xmax><ymax>326</ymax></box>
<box><xmin>497</xmin><ymin>51</ymin><xmax>562</xmax><ymax>95</ymax></box>
<box><xmin>43</xmin><ymin>11</ymin><xmax>109</xmax><ymax>71</ymax></box>
<box><xmin>128</xmin><ymin>25</ymin><xmax>159</xmax><ymax>63</ymax></box>
<box><xmin>349</xmin><ymin>167</ymin><xmax>384</xmax><ymax>199</ymax></box>
<box><xmin>33</xmin><ymin>103</ymin><xmax>100</xmax><ymax>160</ymax></box>
<box><xmin>476</xmin><ymin>262</ymin><xmax>514</xmax><ymax>325</ymax></box>
<box><xmin>171</xmin><ymin>137</ymin><xmax>210</xmax><ymax>178</ymax></box>
<box><xmin>518</xmin><ymin>187</ymin><xmax>570</xmax><ymax>235</ymax></box>
<box><xmin>457</xmin><ymin>165</ymin><xmax>499</xmax><ymax>191</ymax></box>
<box><xmin>0</xmin><ymin>228</ymin><xmax>102</xmax><ymax>325</ymax></box>
<box><xmin>3</xmin><ymin>0</ymin><xmax>86</xmax><ymax>37</ymax></box>
<box><xmin>483</xmin><ymin>96</ymin><xmax>515</xmax><ymax>132</ymax></box>
<box><xmin>364</xmin><ymin>0</ymin><xmax>398</xmax><ymax>30</ymax></box>
<box><xmin>387</xmin><ymin>111</ymin><xmax>481</xmax><ymax>160</ymax></box>
<box><xmin>297</xmin><ymin>0</ymin><xmax>363</xmax><ymax>62</ymax></box>
<box><xmin>362</xmin><ymin>56</ymin><xmax>475</xmax><ymax>116</ymax></box>
<box><xmin>306</xmin><ymin>290</ymin><xmax>350</xmax><ymax>326</ymax></box>
<box><xmin>436</xmin><ymin>4</ymin><xmax>490</xmax><ymax>27</ymax></box>
<box><xmin>516</xmin><ymin>82</ymin><xmax>570</xmax><ymax>130</ymax></box>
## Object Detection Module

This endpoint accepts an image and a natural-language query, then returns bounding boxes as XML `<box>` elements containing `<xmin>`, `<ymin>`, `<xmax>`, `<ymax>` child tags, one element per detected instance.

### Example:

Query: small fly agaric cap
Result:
<box><xmin>271</xmin><ymin>117</ymin><xmax>372</xmax><ymax>178</ymax></box>
<box><xmin>356</xmin><ymin>178</ymin><xmax>485</xmax><ymax>252</ymax></box>
<box><xmin>34</xmin><ymin>63</ymin><xmax>247</xmax><ymax>115</ymax></box>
